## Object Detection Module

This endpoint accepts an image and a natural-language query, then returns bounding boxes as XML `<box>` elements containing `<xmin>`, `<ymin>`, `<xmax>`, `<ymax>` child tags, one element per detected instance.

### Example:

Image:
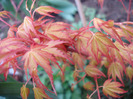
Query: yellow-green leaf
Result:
<box><xmin>20</xmin><ymin>85</ymin><xmax>30</xmax><ymax>99</ymax></box>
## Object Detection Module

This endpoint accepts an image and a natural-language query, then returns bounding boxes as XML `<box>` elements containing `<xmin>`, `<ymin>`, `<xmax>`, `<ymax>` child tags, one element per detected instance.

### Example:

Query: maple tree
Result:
<box><xmin>0</xmin><ymin>0</ymin><xmax>133</xmax><ymax>99</ymax></box>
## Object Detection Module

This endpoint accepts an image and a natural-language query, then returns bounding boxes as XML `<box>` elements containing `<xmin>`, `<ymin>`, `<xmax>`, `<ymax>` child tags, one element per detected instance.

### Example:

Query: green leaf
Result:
<box><xmin>0</xmin><ymin>0</ymin><xmax>15</xmax><ymax>15</ymax></box>
<box><xmin>0</xmin><ymin>74</ymin><xmax>58</xmax><ymax>99</ymax></box>
<box><xmin>0</xmin><ymin>82</ymin><xmax>34</xmax><ymax>99</ymax></box>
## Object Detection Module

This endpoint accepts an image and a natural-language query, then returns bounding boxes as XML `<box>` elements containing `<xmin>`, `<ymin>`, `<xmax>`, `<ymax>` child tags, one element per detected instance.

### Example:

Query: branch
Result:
<box><xmin>75</xmin><ymin>0</ymin><xmax>87</xmax><ymax>27</ymax></box>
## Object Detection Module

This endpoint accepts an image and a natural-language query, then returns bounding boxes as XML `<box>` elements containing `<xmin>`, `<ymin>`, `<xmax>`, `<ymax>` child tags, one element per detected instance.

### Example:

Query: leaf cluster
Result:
<box><xmin>0</xmin><ymin>1</ymin><xmax>133</xmax><ymax>99</ymax></box>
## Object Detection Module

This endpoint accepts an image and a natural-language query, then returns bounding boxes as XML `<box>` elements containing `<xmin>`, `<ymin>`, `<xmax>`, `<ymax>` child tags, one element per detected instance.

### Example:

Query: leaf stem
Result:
<box><xmin>95</xmin><ymin>78</ymin><xmax>101</xmax><ymax>99</ymax></box>
<box><xmin>0</xmin><ymin>18</ymin><xmax>11</xmax><ymax>27</ymax></box>
<box><xmin>72</xmin><ymin>74</ymin><xmax>86</xmax><ymax>88</ymax></box>
<box><xmin>89</xmin><ymin>86</ymin><xmax>103</xmax><ymax>99</ymax></box>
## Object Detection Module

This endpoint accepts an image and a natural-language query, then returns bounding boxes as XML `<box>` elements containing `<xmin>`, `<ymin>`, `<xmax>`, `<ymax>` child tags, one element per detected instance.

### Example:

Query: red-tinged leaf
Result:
<box><xmin>58</xmin><ymin>64</ymin><xmax>67</xmax><ymax>82</ymax></box>
<box><xmin>88</xmin><ymin>32</ymin><xmax>117</xmax><ymax>61</ymax></box>
<box><xmin>101</xmin><ymin>57</ymin><xmax>110</xmax><ymax>68</ymax></box>
<box><xmin>103</xmin><ymin>79</ymin><xmax>127</xmax><ymax>98</ymax></box>
<box><xmin>126</xmin><ymin>66</ymin><xmax>133</xmax><ymax>81</ymax></box>
<box><xmin>110</xmin><ymin>48</ymin><xmax>125</xmax><ymax>69</ymax></box>
<box><xmin>22</xmin><ymin>45</ymin><xmax>58</xmax><ymax>94</ymax></box>
<box><xmin>119</xmin><ymin>25</ymin><xmax>133</xmax><ymax>37</ymax></box>
<box><xmin>35</xmin><ymin>6</ymin><xmax>62</xmax><ymax>17</ymax></box>
<box><xmin>93</xmin><ymin>18</ymin><xmax>101</xmax><ymax>32</ymax></box>
<box><xmin>72</xmin><ymin>52</ymin><xmax>84</xmax><ymax>70</ymax></box>
<box><xmin>7</xmin><ymin>25</ymin><xmax>17</xmax><ymax>38</ymax></box>
<box><xmin>0</xmin><ymin>11</ymin><xmax>10</xmax><ymax>18</ymax></box>
<box><xmin>32</xmin><ymin>52</ymin><xmax>56</xmax><ymax>94</ymax></box>
<box><xmin>20</xmin><ymin>85</ymin><xmax>30</xmax><ymax>99</ymax></box>
<box><xmin>42</xmin><ymin>47</ymin><xmax>66</xmax><ymax>58</ymax></box>
<box><xmin>75</xmin><ymin>31</ymin><xmax>92</xmax><ymax>56</ymax></box>
<box><xmin>115</xmin><ymin>27</ymin><xmax>131</xmax><ymax>41</ymax></box>
<box><xmin>0</xmin><ymin>38</ymin><xmax>25</xmax><ymax>60</ymax></box>
<box><xmin>85</xmin><ymin>65</ymin><xmax>106</xmax><ymax>77</ymax></box>
<box><xmin>23</xmin><ymin>16</ymin><xmax>37</xmax><ymax>37</ymax></box>
<box><xmin>114</xmin><ymin>41</ymin><xmax>133</xmax><ymax>66</ymax></box>
<box><xmin>16</xmin><ymin>23</ymin><xmax>29</xmax><ymax>40</ymax></box>
<box><xmin>73</xmin><ymin>70</ymin><xmax>79</xmax><ymax>81</ymax></box>
<box><xmin>88</xmin><ymin>53</ymin><xmax>101</xmax><ymax>66</ymax></box>
<box><xmin>45</xmin><ymin>22</ymin><xmax>70</xmax><ymax>40</ymax></box>
<box><xmin>98</xmin><ymin>0</ymin><xmax>104</xmax><ymax>8</ymax></box>
<box><xmin>83</xmin><ymin>81</ymin><xmax>95</xmax><ymax>91</ymax></box>
<box><xmin>93</xmin><ymin>18</ymin><xmax>114</xmax><ymax>32</ymax></box>
<box><xmin>0</xmin><ymin>62</ymin><xmax>10</xmax><ymax>80</ymax></box>
<box><xmin>33</xmin><ymin>87</ymin><xmax>50</xmax><ymax>99</ymax></box>
<box><xmin>102</xmin><ymin>27</ymin><xmax>123</xmax><ymax>46</ymax></box>
<box><xmin>108</xmin><ymin>62</ymin><xmax>124</xmax><ymax>83</ymax></box>
<box><xmin>93</xmin><ymin>18</ymin><xmax>123</xmax><ymax>45</ymax></box>
<box><xmin>45</xmin><ymin>40</ymin><xmax>67</xmax><ymax>48</ymax></box>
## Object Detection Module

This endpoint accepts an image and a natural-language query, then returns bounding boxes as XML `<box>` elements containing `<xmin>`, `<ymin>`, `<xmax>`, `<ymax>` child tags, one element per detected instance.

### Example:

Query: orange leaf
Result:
<box><xmin>126</xmin><ymin>66</ymin><xmax>133</xmax><ymax>81</ymax></box>
<box><xmin>33</xmin><ymin>87</ymin><xmax>50</xmax><ymax>99</ymax></box>
<box><xmin>23</xmin><ymin>16</ymin><xmax>37</xmax><ymax>37</ymax></box>
<box><xmin>35</xmin><ymin>6</ymin><xmax>62</xmax><ymax>17</ymax></box>
<box><xmin>88</xmin><ymin>32</ymin><xmax>117</xmax><ymax>61</ymax></box>
<box><xmin>108</xmin><ymin>62</ymin><xmax>124</xmax><ymax>83</ymax></box>
<box><xmin>73</xmin><ymin>70</ymin><xmax>79</xmax><ymax>81</ymax></box>
<box><xmin>103</xmin><ymin>79</ymin><xmax>127</xmax><ymax>98</ymax></box>
<box><xmin>20</xmin><ymin>85</ymin><xmax>30</xmax><ymax>99</ymax></box>
<box><xmin>93</xmin><ymin>18</ymin><xmax>123</xmax><ymax>45</ymax></box>
<box><xmin>23</xmin><ymin>43</ymin><xmax>70</xmax><ymax>94</ymax></box>
<box><xmin>119</xmin><ymin>25</ymin><xmax>133</xmax><ymax>38</ymax></box>
<box><xmin>114</xmin><ymin>41</ymin><xmax>133</xmax><ymax>66</ymax></box>
<box><xmin>85</xmin><ymin>65</ymin><xmax>106</xmax><ymax>77</ymax></box>
<box><xmin>110</xmin><ymin>47</ymin><xmax>124</xmax><ymax>68</ymax></box>
<box><xmin>72</xmin><ymin>52</ymin><xmax>84</xmax><ymax>70</ymax></box>
<box><xmin>7</xmin><ymin>25</ymin><xmax>17</xmax><ymax>38</ymax></box>
<box><xmin>45</xmin><ymin>22</ymin><xmax>70</xmax><ymax>40</ymax></box>
<box><xmin>83</xmin><ymin>81</ymin><xmax>95</xmax><ymax>91</ymax></box>
<box><xmin>0</xmin><ymin>11</ymin><xmax>10</xmax><ymax>18</ymax></box>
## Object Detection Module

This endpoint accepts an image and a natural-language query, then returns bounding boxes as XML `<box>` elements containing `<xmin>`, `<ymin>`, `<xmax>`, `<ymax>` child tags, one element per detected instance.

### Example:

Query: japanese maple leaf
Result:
<box><xmin>7</xmin><ymin>25</ymin><xmax>17</xmax><ymax>38</ymax></box>
<box><xmin>108</xmin><ymin>62</ymin><xmax>124</xmax><ymax>83</ymax></box>
<box><xmin>103</xmin><ymin>79</ymin><xmax>127</xmax><ymax>98</ymax></box>
<box><xmin>33</xmin><ymin>87</ymin><xmax>51</xmax><ymax>99</ymax></box>
<box><xmin>23</xmin><ymin>46</ymin><xmax>56</xmax><ymax>93</ymax></box>
<box><xmin>85</xmin><ymin>65</ymin><xmax>106</xmax><ymax>78</ymax></box>
<box><xmin>110</xmin><ymin>47</ymin><xmax>124</xmax><ymax>68</ymax></box>
<box><xmin>93</xmin><ymin>18</ymin><xmax>123</xmax><ymax>45</ymax></box>
<box><xmin>126</xmin><ymin>66</ymin><xmax>133</xmax><ymax>81</ymax></box>
<box><xmin>0</xmin><ymin>37</ymin><xmax>26</xmax><ymax>80</ymax></box>
<box><xmin>44</xmin><ymin>22</ymin><xmax>71</xmax><ymax>40</ymax></box>
<box><xmin>87</xmin><ymin>32</ymin><xmax>118</xmax><ymax>61</ymax></box>
<box><xmin>83</xmin><ymin>81</ymin><xmax>95</xmax><ymax>91</ymax></box>
<box><xmin>0</xmin><ymin>38</ymin><xmax>25</xmax><ymax>60</ymax></box>
<box><xmin>0</xmin><ymin>11</ymin><xmax>10</xmax><ymax>18</ymax></box>
<box><xmin>23</xmin><ymin>16</ymin><xmax>38</xmax><ymax>38</ymax></box>
<box><xmin>22</xmin><ymin>40</ymin><xmax>70</xmax><ymax>94</ymax></box>
<box><xmin>75</xmin><ymin>31</ymin><xmax>92</xmax><ymax>56</ymax></box>
<box><xmin>114</xmin><ymin>41</ymin><xmax>133</xmax><ymax>66</ymax></box>
<box><xmin>21</xmin><ymin>85</ymin><xmax>30</xmax><ymax>99</ymax></box>
<box><xmin>72</xmin><ymin>52</ymin><xmax>85</xmax><ymax>70</ymax></box>
<box><xmin>34</xmin><ymin>6</ymin><xmax>62</xmax><ymax>17</ymax></box>
<box><xmin>119</xmin><ymin>24</ymin><xmax>133</xmax><ymax>39</ymax></box>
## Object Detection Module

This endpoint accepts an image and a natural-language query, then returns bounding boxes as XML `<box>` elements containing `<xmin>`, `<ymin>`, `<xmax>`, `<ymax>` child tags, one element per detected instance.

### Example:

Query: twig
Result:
<box><xmin>95</xmin><ymin>78</ymin><xmax>101</xmax><ymax>99</ymax></box>
<box><xmin>127</xmin><ymin>0</ymin><xmax>132</xmax><ymax>21</ymax></box>
<box><xmin>0</xmin><ymin>18</ymin><xmax>11</xmax><ymax>27</ymax></box>
<box><xmin>75</xmin><ymin>0</ymin><xmax>87</xmax><ymax>27</ymax></box>
<box><xmin>17</xmin><ymin>0</ymin><xmax>24</xmax><ymax>12</ymax></box>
